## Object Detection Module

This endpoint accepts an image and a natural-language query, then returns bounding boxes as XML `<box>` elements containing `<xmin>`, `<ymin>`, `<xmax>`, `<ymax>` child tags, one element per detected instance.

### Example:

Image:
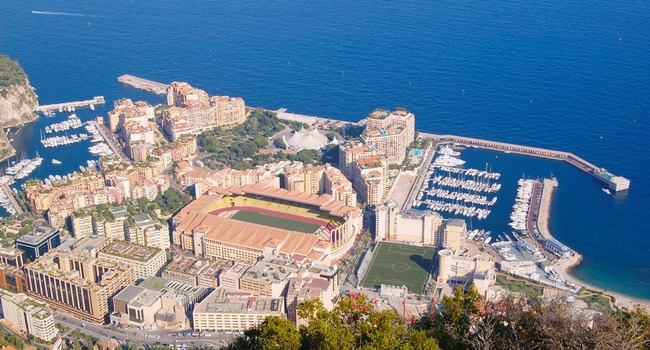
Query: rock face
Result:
<box><xmin>0</xmin><ymin>55</ymin><xmax>39</xmax><ymax>161</ymax></box>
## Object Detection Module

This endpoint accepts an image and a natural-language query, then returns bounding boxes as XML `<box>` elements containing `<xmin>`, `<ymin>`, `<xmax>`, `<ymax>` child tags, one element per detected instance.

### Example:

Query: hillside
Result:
<box><xmin>0</xmin><ymin>55</ymin><xmax>39</xmax><ymax>160</ymax></box>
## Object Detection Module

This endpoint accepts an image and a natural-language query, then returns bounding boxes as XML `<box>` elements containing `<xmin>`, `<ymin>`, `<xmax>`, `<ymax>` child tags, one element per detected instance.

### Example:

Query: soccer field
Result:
<box><xmin>231</xmin><ymin>210</ymin><xmax>322</xmax><ymax>234</ymax></box>
<box><xmin>360</xmin><ymin>242</ymin><xmax>436</xmax><ymax>295</ymax></box>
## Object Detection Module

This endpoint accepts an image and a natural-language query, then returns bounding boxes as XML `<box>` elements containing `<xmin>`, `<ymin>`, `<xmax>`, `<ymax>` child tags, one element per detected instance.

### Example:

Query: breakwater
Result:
<box><xmin>423</xmin><ymin>133</ymin><xmax>630</xmax><ymax>192</ymax></box>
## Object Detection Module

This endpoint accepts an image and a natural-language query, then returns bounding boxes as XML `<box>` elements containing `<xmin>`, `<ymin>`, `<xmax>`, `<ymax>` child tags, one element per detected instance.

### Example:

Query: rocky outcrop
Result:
<box><xmin>0</xmin><ymin>55</ymin><xmax>39</xmax><ymax>161</ymax></box>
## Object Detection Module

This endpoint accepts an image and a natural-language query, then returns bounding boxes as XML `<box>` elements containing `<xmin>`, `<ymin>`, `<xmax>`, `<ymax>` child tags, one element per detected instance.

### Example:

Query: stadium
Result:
<box><xmin>172</xmin><ymin>183</ymin><xmax>362</xmax><ymax>266</ymax></box>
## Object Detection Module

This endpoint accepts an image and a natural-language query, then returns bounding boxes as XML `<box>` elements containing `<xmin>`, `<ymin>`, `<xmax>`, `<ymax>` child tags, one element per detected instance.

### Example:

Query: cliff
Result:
<box><xmin>0</xmin><ymin>55</ymin><xmax>39</xmax><ymax>161</ymax></box>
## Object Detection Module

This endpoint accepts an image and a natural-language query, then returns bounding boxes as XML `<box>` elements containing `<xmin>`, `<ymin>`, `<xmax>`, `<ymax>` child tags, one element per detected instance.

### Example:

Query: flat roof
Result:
<box><xmin>99</xmin><ymin>241</ymin><xmax>162</xmax><ymax>262</ymax></box>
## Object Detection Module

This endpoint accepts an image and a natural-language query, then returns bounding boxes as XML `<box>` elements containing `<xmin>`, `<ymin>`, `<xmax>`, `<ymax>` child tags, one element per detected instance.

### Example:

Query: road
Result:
<box><xmin>89</xmin><ymin>121</ymin><xmax>131</xmax><ymax>163</ymax></box>
<box><xmin>401</xmin><ymin>140</ymin><xmax>437</xmax><ymax>210</ymax></box>
<box><xmin>54</xmin><ymin>313</ymin><xmax>234</xmax><ymax>348</ymax></box>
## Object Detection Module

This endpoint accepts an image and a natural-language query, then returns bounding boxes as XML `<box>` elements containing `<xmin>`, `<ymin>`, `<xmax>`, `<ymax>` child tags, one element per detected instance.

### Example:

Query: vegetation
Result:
<box><xmin>198</xmin><ymin>109</ymin><xmax>324</xmax><ymax>169</ymax></box>
<box><xmin>229</xmin><ymin>285</ymin><xmax>650</xmax><ymax>350</ymax></box>
<box><xmin>0</xmin><ymin>55</ymin><xmax>28</xmax><ymax>90</ymax></box>
<box><xmin>495</xmin><ymin>274</ymin><xmax>544</xmax><ymax>298</ymax></box>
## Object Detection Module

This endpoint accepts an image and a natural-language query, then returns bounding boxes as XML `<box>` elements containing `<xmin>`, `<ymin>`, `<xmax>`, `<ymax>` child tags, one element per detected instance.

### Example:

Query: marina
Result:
<box><xmin>424</xmin><ymin>134</ymin><xmax>630</xmax><ymax>192</ymax></box>
<box><xmin>44</xmin><ymin>113</ymin><xmax>83</xmax><ymax>133</ymax></box>
<box><xmin>118</xmin><ymin>74</ymin><xmax>168</xmax><ymax>95</ymax></box>
<box><xmin>40</xmin><ymin>133</ymin><xmax>89</xmax><ymax>148</ymax></box>
<box><xmin>412</xmin><ymin>147</ymin><xmax>501</xmax><ymax>220</ymax></box>
<box><xmin>35</xmin><ymin>96</ymin><xmax>105</xmax><ymax>113</ymax></box>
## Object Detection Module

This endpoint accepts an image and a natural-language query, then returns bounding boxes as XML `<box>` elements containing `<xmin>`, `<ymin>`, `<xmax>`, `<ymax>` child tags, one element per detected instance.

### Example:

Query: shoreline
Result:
<box><xmin>536</xmin><ymin>179</ymin><xmax>650</xmax><ymax>312</ymax></box>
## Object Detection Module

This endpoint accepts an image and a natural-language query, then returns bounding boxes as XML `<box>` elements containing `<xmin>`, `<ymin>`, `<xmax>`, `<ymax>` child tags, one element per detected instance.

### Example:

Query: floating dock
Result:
<box><xmin>118</xmin><ymin>74</ymin><xmax>168</xmax><ymax>95</ymax></box>
<box><xmin>35</xmin><ymin>96</ymin><xmax>105</xmax><ymax>113</ymax></box>
<box><xmin>424</xmin><ymin>133</ymin><xmax>630</xmax><ymax>192</ymax></box>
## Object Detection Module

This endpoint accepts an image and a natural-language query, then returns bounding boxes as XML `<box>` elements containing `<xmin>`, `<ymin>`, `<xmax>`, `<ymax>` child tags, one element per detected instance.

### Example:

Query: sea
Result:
<box><xmin>1</xmin><ymin>1</ymin><xmax>649</xmax><ymax>299</ymax></box>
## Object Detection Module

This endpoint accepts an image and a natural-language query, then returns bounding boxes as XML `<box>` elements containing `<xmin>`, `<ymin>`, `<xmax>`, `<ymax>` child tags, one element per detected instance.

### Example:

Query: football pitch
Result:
<box><xmin>360</xmin><ymin>242</ymin><xmax>436</xmax><ymax>295</ymax></box>
<box><xmin>231</xmin><ymin>210</ymin><xmax>321</xmax><ymax>234</ymax></box>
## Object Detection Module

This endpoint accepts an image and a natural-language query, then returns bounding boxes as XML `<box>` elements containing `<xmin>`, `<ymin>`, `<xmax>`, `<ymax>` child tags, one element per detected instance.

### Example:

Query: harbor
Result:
<box><xmin>412</xmin><ymin>145</ymin><xmax>502</xmax><ymax>220</ymax></box>
<box><xmin>34</xmin><ymin>96</ymin><xmax>105</xmax><ymax>113</ymax></box>
<box><xmin>118</xmin><ymin>74</ymin><xmax>168</xmax><ymax>95</ymax></box>
<box><xmin>423</xmin><ymin>133</ymin><xmax>630</xmax><ymax>192</ymax></box>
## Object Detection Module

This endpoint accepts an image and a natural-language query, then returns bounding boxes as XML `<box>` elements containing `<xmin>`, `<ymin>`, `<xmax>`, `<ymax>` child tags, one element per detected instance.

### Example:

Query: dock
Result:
<box><xmin>0</xmin><ymin>182</ymin><xmax>23</xmax><ymax>216</ymax></box>
<box><xmin>118</xmin><ymin>74</ymin><xmax>168</xmax><ymax>95</ymax></box>
<box><xmin>88</xmin><ymin>121</ymin><xmax>131</xmax><ymax>163</ymax></box>
<box><xmin>35</xmin><ymin>96</ymin><xmax>105</xmax><ymax>113</ymax></box>
<box><xmin>423</xmin><ymin>133</ymin><xmax>630</xmax><ymax>192</ymax></box>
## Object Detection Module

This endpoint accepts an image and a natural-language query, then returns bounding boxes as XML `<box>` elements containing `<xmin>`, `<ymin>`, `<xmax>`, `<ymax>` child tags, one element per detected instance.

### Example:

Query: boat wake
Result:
<box><xmin>31</xmin><ymin>10</ymin><xmax>85</xmax><ymax>17</ymax></box>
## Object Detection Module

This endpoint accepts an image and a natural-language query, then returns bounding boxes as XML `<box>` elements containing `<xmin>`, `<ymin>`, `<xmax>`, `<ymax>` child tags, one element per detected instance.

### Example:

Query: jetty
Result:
<box><xmin>423</xmin><ymin>133</ymin><xmax>630</xmax><ymax>192</ymax></box>
<box><xmin>0</xmin><ymin>182</ymin><xmax>22</xmax><ymax>216</ymax></box>
<box><xmin>35</xmin><ymin>96</ymin><xmax>105</xmax><ymax>113</ymax></box>
<box><xmin>118</xmin><ymin>74</ymin><xmax>168</xmax><ymax>95</ymax></box>
<box><xmin>87</xmin><ymin>121</ymin><xmax>131</xmax><ymax>163</ymax></box>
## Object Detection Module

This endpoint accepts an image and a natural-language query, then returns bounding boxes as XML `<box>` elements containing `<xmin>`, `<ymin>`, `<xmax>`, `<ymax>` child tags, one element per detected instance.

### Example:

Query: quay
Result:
<box><xmin>275</xmin><ymin>108</ymin><xmax>358</xmax><ymax>127</ymax></box>
<box><xmin>0</xmin><ymin>182</ymin><xmax>23</xmax><ymax>216</ymax></box>
<box><xmin>35</xmin><ymin>96</ymin><xmax>105</xmax><ymax>113</ymax></box>
<box><xmin>423</xmin><ymin>133</ymin><xmax>630</xmax><ymax>192</ymax></box>
<box><xmin>88</xmin><ymin>121</ymin><xmax>131</xmax><ymax>163</ymax></box>
<box><xmin>117</xmin><ymin>75</ymin><xmax>168</xmax><ymax>95</ymax></box>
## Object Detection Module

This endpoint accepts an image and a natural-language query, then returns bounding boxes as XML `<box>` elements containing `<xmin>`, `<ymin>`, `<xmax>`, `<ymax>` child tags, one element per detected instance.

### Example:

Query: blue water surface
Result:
<box><xmin>1</xmin><ymin>0</ymin><xmax>648</xmax><ymax>299</ymax></box>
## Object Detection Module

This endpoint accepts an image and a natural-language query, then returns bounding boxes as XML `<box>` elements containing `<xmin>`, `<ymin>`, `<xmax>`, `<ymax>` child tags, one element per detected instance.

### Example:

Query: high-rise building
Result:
<box><xmin>361</xmin><ymin>109</ymin><xmax>415</xmax><ymax>164</ymax></box>
<box><xmin>25</xmin><ymin>250</ymin><xmax>135</xmax><ymax>323</ymax></box>
<box><xmin>1</xmin><ymin>293</ymin><xmax>58</xmax><ymax>341</ymax></box>
<box><xmin>125</xmin><ymin>214</ymin><xmax>170</xmax><ymax>250</ymax></box>
<box><xmin>350</xmin><ymin>155</ymin><xmax>389</xmax><ymax>205</ymax></box>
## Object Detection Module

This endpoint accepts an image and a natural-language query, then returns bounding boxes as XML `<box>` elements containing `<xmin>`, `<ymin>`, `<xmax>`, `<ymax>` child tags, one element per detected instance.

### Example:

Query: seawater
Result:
<box><xmin>1</xmin><ymin>1</ymin><xmax>648</xmax><ymax>299</ymax></box>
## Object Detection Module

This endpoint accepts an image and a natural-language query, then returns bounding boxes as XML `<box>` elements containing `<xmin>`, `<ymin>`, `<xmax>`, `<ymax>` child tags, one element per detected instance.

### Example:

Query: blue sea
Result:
<box><xmin>1</xmin><ymin>1</ymin><xmax>649</xmax><ymax>299</ymax></box>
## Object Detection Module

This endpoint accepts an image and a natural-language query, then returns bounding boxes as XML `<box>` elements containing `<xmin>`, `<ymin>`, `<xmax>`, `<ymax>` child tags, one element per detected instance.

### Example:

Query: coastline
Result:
<box><xmin>537</xmin><ymin>179</ymin><xmax>650</xmax><ymax>312</ymax></box>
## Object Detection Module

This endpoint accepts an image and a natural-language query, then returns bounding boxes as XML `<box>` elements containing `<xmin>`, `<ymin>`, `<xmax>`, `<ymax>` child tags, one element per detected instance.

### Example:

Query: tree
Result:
<box><xmin>258</xmin><ymin>316</ymin><xmax>301</xmax><ymax>350</ymax></box>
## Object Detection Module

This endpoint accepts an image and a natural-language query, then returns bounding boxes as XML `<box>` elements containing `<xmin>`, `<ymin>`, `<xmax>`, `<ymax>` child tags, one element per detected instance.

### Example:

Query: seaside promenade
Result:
<box><xmin>0</xmin><ymin>182</ymin><xmax>22</xmax><ymax>215</ymax></box>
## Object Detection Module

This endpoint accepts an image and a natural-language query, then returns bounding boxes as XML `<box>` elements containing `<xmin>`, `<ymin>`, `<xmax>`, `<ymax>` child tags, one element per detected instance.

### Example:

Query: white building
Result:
<box><xmin>1</xmin><ymin>293</ymin><xmax>58</xmax><ymax>341</ymax></box>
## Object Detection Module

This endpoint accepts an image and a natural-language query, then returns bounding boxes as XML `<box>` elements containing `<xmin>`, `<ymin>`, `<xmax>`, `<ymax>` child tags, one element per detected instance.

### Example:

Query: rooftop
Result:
<box><xmin>15</xmin><ymin>226</ymin><xmax>59</xmax><ymax>245</ymax></box>
<box><xmin>99</xmin><ymin>241</ymin><xmax>163</xmax><ymax>262</ymax></box>
<box><xmin>194</xmin><ymin>287</ymin><xmax>283</xmax><ymax>314</ymax></box>
<box><xmin>241</xmin><ymin>256</ymin><xmax>300</xmax><ymax>285</ymax></box>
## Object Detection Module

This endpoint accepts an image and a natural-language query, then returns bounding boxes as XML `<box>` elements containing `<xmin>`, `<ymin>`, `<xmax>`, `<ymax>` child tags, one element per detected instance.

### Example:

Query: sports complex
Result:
<box><xmin>359</xmin><ymin>241</ymin><xmax>436</xmax><ymax>295</ymax></box>
<box><xmin>172</xmin><ymin>183</ymin><xmax>362</xmax><ymax>266</ymax></box>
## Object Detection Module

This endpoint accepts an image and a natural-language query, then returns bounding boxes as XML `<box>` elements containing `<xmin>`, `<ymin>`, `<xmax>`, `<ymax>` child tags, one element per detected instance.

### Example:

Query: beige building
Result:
<box><xmin>97</xmin><ymin>241</ymin><xmax>166</xmax><ymax>280</ymax></box>
<box><xmin>283</xmin><ymin>163</ymin><xmax>357</xmax><ymax>207</ymax></box>
<box><xmin>71</xmin><ymin>214</ymin><xmax>94</xmax><ymax>238</ymax></box>
<box><xmin>211</xmin><ymin>96</ymin><xmax>246</xmax><ymax>127</ymax></box>
<box><xmin>162</xmin><ymin>254</ymin><xmax>232</xmax><ymax>287</ymax></box>
<box><xmin>361</xmin><ymin>109</ymin><xmax>415</xmax><ymax>164</ymax></box>
<box><xmin>350</xmin><ymin>155</ymin><xmax>388</xmax><ymax>205</ymax></box>
<box><xmin>167</xmin><ymin>82</ymin><xmax>210</xmax><ymax>107</ymax></box>
<box><xmin>218</xmin><ymin>263</ymin><xmax>250</xmax><ymax>290</ymax></box>
<box><xmin>338</xmin><ymin>141</ymin><xmax>382</xmax><ymax>178</ymax></box>
<box><xmin>238</xmin><ymin>256</ymin><xmax>299</xmax><ymax>298</ymax></box>
<box><xmin>375</xmin><ymin>201</ymin><xmax>465</xmax><ymax>251</ymax></box>
<box><xmin>25</xmin><ymin>250</ymin><xmax>135</xmax><ymax>323</ymax></box>
<box><xmin>125</xmin><ymin>214</ymin><xmax>170</xmax><ymax>250</ymax></box>
<box><xmin>375</xmin><ymin>201</ymin><xmax>445</xmax><ymax>244</ymax></box>
<box><xmin>192</xmin><ymin>287</ymin><xmax>285</xmax><ymax>333</ymax></box>
<box><xmin>93</xmin><ymin>206</ymin><xmax>128</xmax><ymax>241</ymax></box>
<box><xmin>1</xmin><ymin>292</ymin><xmax>58</xmax><ymax>341</ymax></box>
<box><xmin>286</xmin><ymin>265</ymin><xmax>339</xmax><ymax>326</ymax></box>
<box><xmin>437</xmin><ymin>249</ymin><xmax>495</xmax><ymax>297</ymax></box>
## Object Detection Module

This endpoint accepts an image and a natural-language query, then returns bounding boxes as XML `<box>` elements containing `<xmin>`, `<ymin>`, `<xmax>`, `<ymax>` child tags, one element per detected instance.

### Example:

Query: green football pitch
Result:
<box><xmin>360</xmin><ymin>242</ymin><xmax>436</xmax><ymax>294</ymax></box>
<box><xmin>230</xmin><ymin>210</ymin><xmax>321</xmax><ymax>234</ymax></box>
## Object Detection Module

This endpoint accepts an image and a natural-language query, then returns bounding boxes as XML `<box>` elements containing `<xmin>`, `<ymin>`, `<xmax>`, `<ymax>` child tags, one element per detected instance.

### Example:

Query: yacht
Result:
<box><xmin>52</xmin><ymin>159</ymin><xmax>62</xmax><ymax>165</ymax></box>
<box><xmin>602</xmin><ymin>188</ymin><xmax>612</xmax><ymax>195</ymax></box>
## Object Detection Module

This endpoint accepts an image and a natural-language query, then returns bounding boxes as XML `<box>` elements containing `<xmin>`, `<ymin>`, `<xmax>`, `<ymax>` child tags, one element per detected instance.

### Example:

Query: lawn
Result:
<box><xmin>578</xmin><ymin>294</ymin><xmax>612</xmax><ymax>313</ymax></box>
<box><xmin>231</xmin><ymin>210</ymin><xmax>321</xmax><ymax>234</ymax></box>
<box><xmin>360</xmin><ymin>242</ymin><xmax>436</xmax><ymax>295</ymax></box>
<box><xmin>495</xmin><ymin>275</ymin><xmax>544</xmax><ymax>298</ymax></box>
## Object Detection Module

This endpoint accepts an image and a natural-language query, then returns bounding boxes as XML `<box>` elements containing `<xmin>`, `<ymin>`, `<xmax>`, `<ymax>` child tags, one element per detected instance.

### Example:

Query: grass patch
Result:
<box><xmin>360</xmin><ymin>242</ymin><xmax>435</xmax><ymax>295</ymax></box>
<box><xmin>578</xmin><ymin>294</ymin><xmax>612</xmax><ymax>313</ymax></box>
<box><xmin>495</xmin><ymin>275</ymin><xmax>544</xmax><ymax>298</ymax></box>
<box><xmin>231</xmin><ymin>210</ymin><xmax>321</xmax><ymax>234</ymax></box>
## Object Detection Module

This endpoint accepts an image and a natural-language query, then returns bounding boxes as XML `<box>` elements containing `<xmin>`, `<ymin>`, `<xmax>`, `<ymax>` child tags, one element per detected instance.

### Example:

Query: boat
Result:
<box><xmin>52</xmin><ymin>159</ymin><xmax>62</xmax><ymax>165</ymax></box>
<box><xmin>602</xmin><ymin>188</ymin><xmax>612</xmax><ymax>195</ymax></box>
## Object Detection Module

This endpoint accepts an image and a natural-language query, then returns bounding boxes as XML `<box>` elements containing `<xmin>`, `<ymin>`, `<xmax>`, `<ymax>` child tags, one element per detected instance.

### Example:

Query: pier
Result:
<box><xmin>0</xmin><ymin>182</ymin><xmax>23</xmax><ymax>216</ymax></box>
<box><xmin>118</xmin><ymin>75</ymin><xmax>168</xmax><ymax>95</ymax></box>
<box><xmin>423</xmin><ymin>133</ymin><xmax>630</xmax><ymax>192</ymax></box>
<box><xmin>35</xmin><ymin>96</ymin><xmax>105</xmax><ymax>113</ymax></box>
<box><xmin>88</xmin><ymin>121</ymin><xmax>131</xmax><ymax>163</ymax></box>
